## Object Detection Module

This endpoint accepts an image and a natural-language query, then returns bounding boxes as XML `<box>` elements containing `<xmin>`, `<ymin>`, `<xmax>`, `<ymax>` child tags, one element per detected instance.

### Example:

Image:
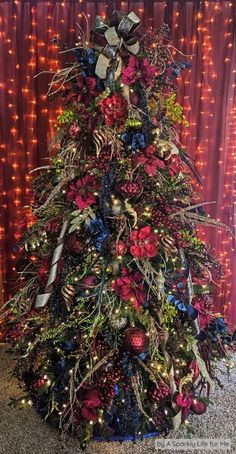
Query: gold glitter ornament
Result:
<box><xmin>110</xmin><ymin>316</ymin><xmax>127</xmax><ymax>330</ymax></box>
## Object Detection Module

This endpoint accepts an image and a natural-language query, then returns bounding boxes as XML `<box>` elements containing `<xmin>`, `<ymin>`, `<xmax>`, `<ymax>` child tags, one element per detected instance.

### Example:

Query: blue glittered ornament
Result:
<box><xmin>86</xmin><ymin>217</ymin><xmax>109</xmax><ymax>251</ymax></box>
<box><xmin>120</xmin><ymin>131</ymin><xmax>146</xmax><ymax>150</ymax></box>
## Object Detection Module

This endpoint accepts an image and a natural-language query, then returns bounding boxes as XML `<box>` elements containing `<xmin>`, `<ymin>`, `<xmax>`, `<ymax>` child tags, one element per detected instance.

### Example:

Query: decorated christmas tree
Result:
<box><xmin>4</xmin><ymin>11</ymin><xmax>231</xmax><ymax>448</ymax></box>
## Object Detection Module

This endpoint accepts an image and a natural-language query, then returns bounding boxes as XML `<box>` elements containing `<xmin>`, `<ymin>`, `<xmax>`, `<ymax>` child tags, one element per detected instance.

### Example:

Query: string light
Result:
<box><xmin>0</xmin><ymin>1</ymin><xmax>235</xmax><ymax>332</ymax></box>
<box><xmin>179</xmin><ymin>0</ymin><xmax>236</xmax><ymax>323</ymax></box>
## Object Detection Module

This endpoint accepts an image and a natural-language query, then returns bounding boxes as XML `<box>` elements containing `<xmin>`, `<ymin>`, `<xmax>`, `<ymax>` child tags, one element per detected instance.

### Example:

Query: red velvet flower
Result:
<box><xmin>175</xmin><ymin>392</ymin><xmax>193</xmax><ymax>417</ymax></box>
<box><xmin>75</xmin><ymin>389</ymin><xmax>101</xmax><ymax>423</ymax></box>
<box><xmin>67</xmin><ymin>175</ymin><xmax>98</xmax><ymax>210</ymax></box>
<box><xmin>77</xmin><ymin>76</ymin><xmax>97</xmax><ymax>106</ymax></box>
<box><xmin>99</xmin><ymin>93</ymin><xmax>128</xmax><ymax>126</ymax></box>
<box><xmin>121</xmin><ymin>56</ymin><xmax>156</xmax><ymax>88</ymax></box>
<box><xmin>112</xmin><ymin>267</ymin><xmax>145</xmax><ymax>310</ymax></box>
<box><xmin>134</xmin><ymin>145</ymin><xmax>166</xmax><ymax>177</ymax></box>
<box><xmin>129</xmin><ymin>226</ymin><xmax>158</xmax><ymax>259</ymax></box>
<box><xmin>167</xmin><ymin>154</ymin><xmax>181</xmax><ymax>176</ymax></box>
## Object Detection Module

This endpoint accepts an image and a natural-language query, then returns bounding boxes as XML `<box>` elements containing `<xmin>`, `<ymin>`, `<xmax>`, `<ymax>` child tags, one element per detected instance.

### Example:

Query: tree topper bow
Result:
<box><xmin>93</xmin><ymin>11</ymin><xmax>140</xmax><ymax>81</ymax></box>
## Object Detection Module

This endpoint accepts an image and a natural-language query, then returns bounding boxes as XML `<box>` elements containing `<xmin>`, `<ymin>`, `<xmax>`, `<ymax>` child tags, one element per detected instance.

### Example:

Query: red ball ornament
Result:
<box><xmin>129</xmin><ymin>91</ymin><xmax>140</xmax><ymax>107</ymax></box>
<box><xmin>79</xmin><ymin>274</ymin><xmax>97</xmax><ymax>289</ymax></box>
<box><xmin>122</xmin><ymin>327</ymin><xmax>149</xmax><ymax>355</ymax></box>
<box><xmin>190</xmin><ymin>399</ymin><xmax>207</xmax><ymax>415</ymax></box>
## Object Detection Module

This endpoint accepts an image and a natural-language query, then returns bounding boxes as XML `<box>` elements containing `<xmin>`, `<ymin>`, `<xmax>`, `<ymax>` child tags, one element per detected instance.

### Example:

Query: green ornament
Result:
<box><xmin>125</xmin><ymin>118</ymin><xmax>142</xmax><ymax>129</ymax></box>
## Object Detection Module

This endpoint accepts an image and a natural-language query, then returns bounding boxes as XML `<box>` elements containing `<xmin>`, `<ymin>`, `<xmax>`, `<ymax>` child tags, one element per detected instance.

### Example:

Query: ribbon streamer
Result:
<box><xmin>191</xmin><ymin>340</ymin><xmax>216</xmax><ymax>390</ymax></box>
<box><xmin>160</xmin><ymin>333</ymin><xmax>182</xmax><ymax>430</ymax></box>
<box><xmin>179</xmin><ymin>247</ymin><xmax>200</xmax><ymax>335</ymax></box>
<box><xmin>35</xmin><ymin>220</ymin><xmax>68</xmax><ymax>308</ymax></box>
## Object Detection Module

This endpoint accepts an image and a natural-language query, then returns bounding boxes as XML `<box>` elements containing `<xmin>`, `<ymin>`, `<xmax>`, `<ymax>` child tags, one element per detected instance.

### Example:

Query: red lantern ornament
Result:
<box><xmin>190</xmin><ymin>399</ymin><xmax>207</xmax><ymax>415</ymax></box>
<box><xmin>117</xmin><ymin>180</ymin><xmax>143</xmax><ymax>199</ymax></box>
<box><xmin>122</xmin><ymin>327</ymin><xmax>149</xmax><ymax>355</ymax></box>
<box><xmin>110</xmin><ymin>240</ymin><xmax>128</xmax><ymax>257</ymax></box>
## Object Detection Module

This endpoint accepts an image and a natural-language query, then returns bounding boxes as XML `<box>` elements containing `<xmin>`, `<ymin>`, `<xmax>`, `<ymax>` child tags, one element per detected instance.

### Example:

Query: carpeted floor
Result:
<box><xmin>0</xmin><ymin>344</ymin><xmax>235</xmax><ymax>454</ymax></box>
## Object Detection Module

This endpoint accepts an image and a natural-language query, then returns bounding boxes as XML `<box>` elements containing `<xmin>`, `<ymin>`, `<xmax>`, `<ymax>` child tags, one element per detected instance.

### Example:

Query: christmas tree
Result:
<box><xmin>4</xmin><ymin>11</ymin><xmax>230</xmax><ymax>448</ymax></box>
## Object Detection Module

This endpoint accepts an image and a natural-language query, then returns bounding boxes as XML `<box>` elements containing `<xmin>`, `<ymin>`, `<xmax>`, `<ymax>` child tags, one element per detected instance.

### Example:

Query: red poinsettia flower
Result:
<box><xmin>74</xmin><ymin>389</ymin><xmax>101</xmax><ymax>424</ymax></box>
<box><xmin>134</xmin><ymin>144</ymin><xmax>166</xmax><ymax>177</ymax></box>
<box><xmin>121</xmin><ymin>56</ymin><xmax>156</xmax><ymax>88</ymax></box>
<box><xmin>130</xmin><ymin>226</ymin><xmax>158</xmax><ymax>259</ymax></box>
<box><xmin>67</xmin><ymin>175</ymin><xmax>98</xmax><ymax>210</ymax></box>
<box><xmin>112</xmin><ymin>267</ymin><xmax>146</xmax><ymax>310</ymax></box>
<box><xmin>77</xmin><ymin>76</ymin><xmax>97</xmax><ymax>106</ymax></box>
<box><xmin>175</xmin><ymin>391</ymin><xmax>193</xmax><ymax>417</ymax></box>
<box><xmin>167</xmin><ymin>154</ymin><xmax>181</xmax><ymax>176</ymax></box>
<box><xmin>99</xmin><ymin>92</ymin><xmax>128</xmax><ymax>126</ymax></box>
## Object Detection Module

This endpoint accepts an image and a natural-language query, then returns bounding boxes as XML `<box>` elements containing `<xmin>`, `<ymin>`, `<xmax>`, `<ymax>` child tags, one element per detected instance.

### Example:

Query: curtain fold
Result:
<box><xmin>0</xmin><ymin>1</ymin><xmax>235</xmax><ymax>324</ymax></box>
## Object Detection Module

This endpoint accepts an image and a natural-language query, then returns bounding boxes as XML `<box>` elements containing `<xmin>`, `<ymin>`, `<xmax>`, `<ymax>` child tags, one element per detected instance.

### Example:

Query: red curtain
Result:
<box><xmin>0</xmin><ymin>1</ymin><xmax>235</xmax><ymax>325</ymax></box>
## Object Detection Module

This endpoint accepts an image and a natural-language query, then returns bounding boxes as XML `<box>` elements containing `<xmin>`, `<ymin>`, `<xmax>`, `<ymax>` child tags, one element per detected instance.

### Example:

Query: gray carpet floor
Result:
<box><xmin>0</xmin><ymin>344</ymin><xmax>235</xmax><ymax>454</ymax></box>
